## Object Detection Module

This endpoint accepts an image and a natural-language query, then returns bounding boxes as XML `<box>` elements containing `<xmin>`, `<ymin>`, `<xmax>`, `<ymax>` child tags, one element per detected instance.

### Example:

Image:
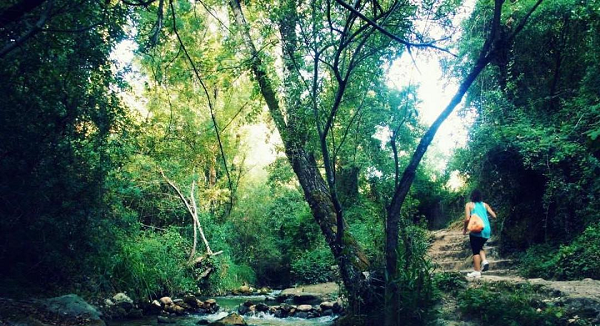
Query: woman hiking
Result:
<box><xmin>463</xmin><ymin>189</ymin><xmax>497</xmax><ymax>278</ymax></box>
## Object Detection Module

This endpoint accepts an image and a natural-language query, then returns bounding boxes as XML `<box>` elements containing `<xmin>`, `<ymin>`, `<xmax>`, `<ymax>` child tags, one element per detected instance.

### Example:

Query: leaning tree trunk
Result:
<box><xmin>228</xmin><ymin>0</ymin><xmax>371</xmax><ymax>308</ymax></box>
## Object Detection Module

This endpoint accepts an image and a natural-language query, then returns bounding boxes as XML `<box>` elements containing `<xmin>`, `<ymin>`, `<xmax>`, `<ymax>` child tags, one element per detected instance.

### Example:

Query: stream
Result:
<box><xmin>109</xmin><ymin>294</ymin><xmax>337</xmax><ymax>326</ymax></box>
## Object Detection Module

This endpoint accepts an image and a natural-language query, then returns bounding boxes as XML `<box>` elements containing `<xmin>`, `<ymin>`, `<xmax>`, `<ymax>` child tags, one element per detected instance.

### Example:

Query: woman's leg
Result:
<box><xmin>473</xmin><ymin>254</ymin><xmax>481</xmax><ymax>271</ymax></box>
<box><xmin>469</xmin><ymin>235</ymin><xmax>486</xmax><ymax>273</ymax></box>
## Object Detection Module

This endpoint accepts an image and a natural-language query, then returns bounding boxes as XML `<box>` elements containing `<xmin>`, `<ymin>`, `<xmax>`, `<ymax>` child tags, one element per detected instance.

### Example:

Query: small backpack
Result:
<box><xmin>467</xmin><ymin>214</ymin><xmax>484</xmax><ymax>233</ymax></box>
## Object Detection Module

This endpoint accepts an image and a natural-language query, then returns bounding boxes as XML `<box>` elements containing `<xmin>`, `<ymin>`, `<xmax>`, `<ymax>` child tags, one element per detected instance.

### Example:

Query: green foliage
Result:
<box><xmin>202</xmin><ymin>254</ymin><xmax>256</xmax><ymax>295</ymax></box>
<box><xmin>290</xmin><ymin>245</ymin><xmax>336</xmax><ymax>284</ymax></box>
<box><xmin>433</xmin><ymin>271</ymin><xmax>467</xmax><ymax>295</ymax></box>
<box><xmin>452</xmin><ymin>0</ymin><xmax>600</xmax><ymax>253</ymax></box>
<box><xmin>459</xmin><ymin>282</ymin><xmax>585</xmax><ymax>326</ymax></box>
<box><xmin>519</xmin><ymin>223</ymin><xmax>600</xmax><ymax>280</ymax></box>
<box><xmin>0</xmin><ymin>0</ymin><xmax>128</xmax><ymax>286</ymax></box>
<box><xmin>389</xmin><ymin>224</ymin><xmax>438</xmax><ymax>324</ymax></box>
<box><xmin>108</xmin><ymin>228</ymin><xmax>196</xmax><ymax>300</ymax></box>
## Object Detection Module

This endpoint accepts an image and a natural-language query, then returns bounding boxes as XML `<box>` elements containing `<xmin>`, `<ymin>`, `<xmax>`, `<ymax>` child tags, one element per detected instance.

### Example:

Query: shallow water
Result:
<box><xmin>109</xmin><ymin>294</ymin><xmax>336</xmax><ymax>326</ymax></box>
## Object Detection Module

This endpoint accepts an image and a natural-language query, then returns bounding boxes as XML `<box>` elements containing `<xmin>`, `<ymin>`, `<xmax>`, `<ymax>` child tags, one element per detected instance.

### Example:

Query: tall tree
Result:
<box><xmin>0</xmin><ymin>0</ymin><xmax>128</xmax><ymax>283</ymax></box>
<box><xmin>228</xmin><ymin>0</ymin><xmax>543</xmax><ymax>322</ymax></box>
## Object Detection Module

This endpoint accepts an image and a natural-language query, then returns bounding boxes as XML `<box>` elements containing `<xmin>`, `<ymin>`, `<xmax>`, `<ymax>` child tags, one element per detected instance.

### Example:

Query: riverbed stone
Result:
<box><xmin>239</xmin><ymin>285</ymin><xmax>251</xmax><ymax>294</ymax></box>
<box><xmin>159</xmin><ymin>297</ymin><xmax>173</xmax><ymax>306</ymax></box>
<box><xmin>113</xmin><ymin>293</ymin><xmax>133</xmax><ymax>305</ymax></box>
<box><xmin>208</xmin><ymin>312</ymin><xmax>247</xmax><ymax>326</ymax></box>
<box><xmin>237</xmin><ymin>303</ymin><xmax>249</xmax><ymax>315</ymax></box>
<box><xmin>183</xmin><ymin>295</ymin><xmax>199</xmax><ymax>308</ymax></box>
<box><xmin>295</xmin><ymin>311</ymin><xmax>309</xmax><ymax>318</ymax></box>
<box><xmin>296</xmin><ymin>304</ymin><xmax>312</xmax><ymax>312</ymax></box>
<box><xmin>320</xmin><ymin>301</ymin><xmax>334</xmax><ymax>309</ymax></box>
<box><xmin>40</xmin><ymin>294</ymin><xmax>105</xmax><ymax>326</ymax></box>
<box><xmin>255</xmin><ymin>303</ymin><xmax>269</xmax><ymax>312</ymax></box>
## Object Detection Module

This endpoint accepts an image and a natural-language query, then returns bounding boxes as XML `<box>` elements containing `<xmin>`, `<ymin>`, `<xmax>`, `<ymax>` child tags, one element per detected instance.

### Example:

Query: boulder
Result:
<box><xmin>320</xmin><ymin>301</ymin><xmax>334</xmax><ymax>310</ymax></box>
<box><xmin>239</xmin><ymin>285</ymin><xmax>251</xmax><ymax>294</ymax></box>
<box><xmin>203</xmin><ymin>299</ymin><xmax>219</xmax><ymax>314</ymax></box>
<box><xmin>173</xmin><ymin>305</ymin><xmax>186</xmax><ymax>315</ymax></box>
<box><xmin>40</xmin><ymin>294</ymin><xmax>105</xmax><ymax>326</ymax></box>
<box><xmin>255</xmin><ymin>303</ymin><xmax>269</xmax><ymax>312</ymax></box>
<box><xmin>237</xmin><ymin>303</ymin><xmax>250</xmax><ymax>315</ymax></box>
<box><xmin>112</xmin><ymin>293</ymin><xmax>133</xmax><ymax>305</ymax></box>
<box><xmin>113</xmin><ymin>295</ymin><xmax>133</xmax><ymax>312</ymax></box>
<box><xmin>296</xmin><ymin>304</ymin><xmax>313</xmax><ymax>312</ymax></box>
<box><xmin>159</xmin><ymin>297</ymin><xmax>173</xmax><ymax>306</ymax></box>
<box><xmin>175</xmin><ymin>302</ymin><xmax>191</xmax><ymax>310</ymax></box>
<box><xmin>183</xmin><ymin>295</ymin><xmax>199</xmax><ymax>308</ymax></box>
<box><xmin>208</xmin><ymin>312</ymin><xmax>247</xmax><ymax>326</ymax></box>
<box><xmin>295</xmin><ymin>311</ymin><xmax>309</xmax><ymax>318</ymax></box>
<box><xmin>279</xmin><ymin>303</ymin><xmax>293</xmax><ymax>312</ymax></box>
<box><xmin>333</xmin><ymin>298</ymin><xmax>344</xmax><ymax>313</ymax></box>
<box><xmin>273</xmin><ymin>308</ymin><xmax>287</xmax><ymax>318</ymax></box>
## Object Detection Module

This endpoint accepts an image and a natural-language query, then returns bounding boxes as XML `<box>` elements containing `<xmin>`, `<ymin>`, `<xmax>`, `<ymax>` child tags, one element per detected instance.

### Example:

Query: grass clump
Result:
<box><xmin>433</xmin><ymin>271</ymin><xmax>467</xmax><ymax>295</ymax></box>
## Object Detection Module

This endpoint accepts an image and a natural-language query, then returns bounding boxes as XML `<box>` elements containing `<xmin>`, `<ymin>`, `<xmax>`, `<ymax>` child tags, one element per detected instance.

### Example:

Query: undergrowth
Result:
<box><xmin>519</xmin><ymin>223</ymin><xmax>600</xmax><ymax>280</ymax></box>
<box><xmin>458</xmin><ymin>282</ymin><xmax>591</xmax><ymax>326</ymax></box>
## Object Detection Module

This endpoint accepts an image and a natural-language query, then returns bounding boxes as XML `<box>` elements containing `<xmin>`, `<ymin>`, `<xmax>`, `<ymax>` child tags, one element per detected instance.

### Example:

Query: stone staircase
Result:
<box><xmin>428</xmin><ymin>229</ymin><xmax>518</xmax><ymax>277</ymax></box>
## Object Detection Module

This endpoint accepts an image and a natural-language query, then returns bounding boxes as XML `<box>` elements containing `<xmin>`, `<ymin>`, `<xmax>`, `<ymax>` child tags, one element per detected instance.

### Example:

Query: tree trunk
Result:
<box><xmin>228</xmin><ymin>0</ymin><xmax>371</xmax><ymax>308</ymax></box>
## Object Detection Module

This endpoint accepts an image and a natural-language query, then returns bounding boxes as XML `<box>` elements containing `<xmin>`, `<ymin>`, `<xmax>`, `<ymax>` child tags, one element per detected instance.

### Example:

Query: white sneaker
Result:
<box><xmin>467</xmin><ymin>271</ymin><xmax>481</xmax><ymax>278</ymax></box>
<box><xmin>482</xmin><ymin>260</ymin><xmax>489</xmax><ymax>272</ymax></box>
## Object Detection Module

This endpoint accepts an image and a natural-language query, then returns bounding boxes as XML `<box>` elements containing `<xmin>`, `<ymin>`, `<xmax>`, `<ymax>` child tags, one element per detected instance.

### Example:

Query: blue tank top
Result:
<box><xmin>470</xmin><ymin>202</ymin><xmax>491</xmax><ymax>239</ymax></box>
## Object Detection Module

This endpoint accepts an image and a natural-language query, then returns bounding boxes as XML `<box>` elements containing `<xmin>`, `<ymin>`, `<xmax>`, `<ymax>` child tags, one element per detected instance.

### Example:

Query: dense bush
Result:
<box><xmin>519</xmin><ymin>223</ymin><xmax>600</xmax><ymax>280</ymax></box>
<box><xmin>108</xmin><ymin>227</ymin><xmax>196</xmax><ymax>300</ymax></box>
<box><xmin>201</xmin><ymin>254</ymin><xmax>256</xmax><ymax>295</ymax></box>
<box><xmin>290</xmin><ymin>245</ymin><xmax>336</xmax><ymax>284</ymax></box>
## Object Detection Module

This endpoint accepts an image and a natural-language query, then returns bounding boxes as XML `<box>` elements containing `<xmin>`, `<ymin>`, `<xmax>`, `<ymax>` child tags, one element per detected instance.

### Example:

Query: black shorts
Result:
<box><xmin>469</xmin><ymin>235</ymin><xmax>488</xmax><ymax>256</ymax></box>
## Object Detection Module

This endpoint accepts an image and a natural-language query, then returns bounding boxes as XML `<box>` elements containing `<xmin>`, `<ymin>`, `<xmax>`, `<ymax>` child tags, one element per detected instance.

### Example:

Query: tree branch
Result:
<box><xmin>169</xmin><ymin>0</ymin><xmax>234</xmax><ymax>213</ymax></box>
<box><xmin>334</xmin><ymin>0</ymin><xmax>457</xmax><ymax>56</ymax></box>
<box><xmin>0</xmin><ymin>0</ymin><xmax>52</xmax><ymax>58</ymax></box>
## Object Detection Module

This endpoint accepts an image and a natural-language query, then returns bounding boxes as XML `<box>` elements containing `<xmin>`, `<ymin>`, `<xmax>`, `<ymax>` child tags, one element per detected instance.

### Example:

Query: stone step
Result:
<box><xmin>433</xmin><ymin>233</ymin><xmax>465</xmax><ymax>241</ymax></box>
<box><xmin>429</xmin><ymin>246</ymin><xmax>500</xmax><ymax>260</ymax></box>
<box><xmin>428</xmin><ymin>249</ymin><xmax>466</xmax><ymax>259</ymax></box>
<box><xmin>438</xmin><ymin>242</ymin><xmax>470</xmax><ymax>251</ymax></box>
<box><xmin>459</xmin><ymin>268</ymin><xmax>518</xmax><ymax>277</ymax></box>
<box><xmin>436</xmin><ymin>259</ymin><xmax>516</xmax><ymax>271</ymax></box>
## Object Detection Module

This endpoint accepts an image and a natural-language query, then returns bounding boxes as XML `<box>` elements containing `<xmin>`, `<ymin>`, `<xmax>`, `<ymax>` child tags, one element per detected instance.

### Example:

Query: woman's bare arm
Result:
<box><xmin>463</xmin><ymin>203</ymin><xmax>471</xmax><ymax>234</ymax></box>
<box><xmin>485</xmin><ymin>203</ymin><xmax>497</xmax><ymax>218</ymax></box>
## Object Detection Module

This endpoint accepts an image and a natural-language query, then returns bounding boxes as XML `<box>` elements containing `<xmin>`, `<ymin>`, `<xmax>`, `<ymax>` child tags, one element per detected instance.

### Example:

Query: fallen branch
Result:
<box><xmin>160</xmin><ymin>168</ymin><xmax>215</xmax><ymax>261</ymax></box>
